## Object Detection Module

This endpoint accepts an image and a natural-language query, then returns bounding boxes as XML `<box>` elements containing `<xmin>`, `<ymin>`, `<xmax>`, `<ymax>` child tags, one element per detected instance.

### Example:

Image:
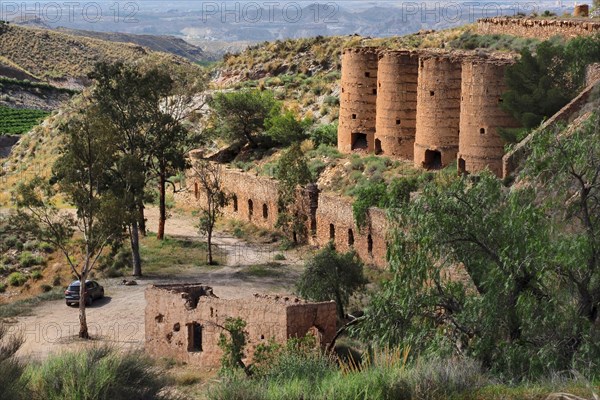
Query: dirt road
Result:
<box><xmin>7</xmin><ymin>207</ymin><xmax>308</xmax><ymax>360</ymax></box>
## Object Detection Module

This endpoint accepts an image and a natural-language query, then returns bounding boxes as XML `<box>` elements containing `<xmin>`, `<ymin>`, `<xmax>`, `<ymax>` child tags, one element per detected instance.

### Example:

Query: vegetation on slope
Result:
<box><xmin>0</xmin><ymin>106</ymin><xmax>49</xmax><ymax>135</ymax></box>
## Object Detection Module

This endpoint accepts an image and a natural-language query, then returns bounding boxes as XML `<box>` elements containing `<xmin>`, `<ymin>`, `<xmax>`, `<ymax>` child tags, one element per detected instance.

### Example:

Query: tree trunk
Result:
<box><xmin>207</xmin><ymin>226</ymin><xmax>213</xmax><ymax>265</ymax></box>
<box><xmin>79</xmin><ymin>278</ymin><xmax>89</xmax><ymax>339</ymax></box>
<box><xmin>130</xmin><ymin>222</ymin><xmax>142</xmax><ymax>276</ymax></box>
<box><xmin>138</xmin><ymin>202</ymin><xmax>147</xmax><ymax>237</ymax></box>
<box><xmin>157</xmin><ymin>173</ymin><xmax>166</xmax><ymax>240</ymax></box>
<box><xmin>334</xmin><ymin>291</ymin><xmax>345</xmax><ymax>320</ymax></box>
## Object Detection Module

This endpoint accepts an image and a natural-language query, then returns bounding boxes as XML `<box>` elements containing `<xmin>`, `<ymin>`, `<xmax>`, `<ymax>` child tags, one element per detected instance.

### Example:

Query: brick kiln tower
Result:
<box><xmin>338</xmin><ymin>47</ymin><xmax>379</xmax><ymax>154</ymax></box>
<box><xmin>414</xmin><ymin>54</ymin><xmax>463</xmax><ymax>169</ymax></box>
<box><xmin>458</xmin><ymin>59</ymin><xmax>520</xmax><ymax>177</ymax></box>
<box><xmin>374</xmin><ymin>50</ymin><xmax>419</xmax><ymax>159</ymax></box>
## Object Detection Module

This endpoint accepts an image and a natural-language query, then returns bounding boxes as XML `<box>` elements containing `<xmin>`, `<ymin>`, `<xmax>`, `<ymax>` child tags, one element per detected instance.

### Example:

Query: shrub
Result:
<box><xmin>52</xmin><ymin>275</ymin><xmax>61</xmax><ymax>287</ymax></box>
<box><xmin>23</xmin><ymin>241</ymin><xmax>38</xmax><ymax>251</ymax></box>
<box><xmin>30</xmin><ymin>270</ymin><xmax>42</xmax><ymax>281</ymax></box>
<box><xmin>18</xmin><ymin>252</ymin><xmax>43</xmax><ymax>268</ymax></box>
<box><xmin>40</xmin><ymin>284</ymin><xmax>52</xmax><ymax>293</ymax></box>
<box><xmin>38</xmin><ymin>242</ymin><xmax>54</xmax><ymax>253</ymax></box>
<box><xmin>310</xmin><ymin>123</ymin><xmax>337</xmax><ymax>146</ymax></box>
<box><xmin>273</xmin><ymin>253</ymin><xmax>286</xmax><ymax>261</ymax></box>
<box><xmin>8</xmin><ymin>272</ymin><xmax>27</xmax><ymax>287</ymax></box>
<box><xmin>26</xmin><ymin>346</ymin><xmax>168</xmax><ymax>400</ymax></box>
<box><xmin>0</xmin><ymin>283</ymin><xmax>5</xmax><ymax>293</ymax></box>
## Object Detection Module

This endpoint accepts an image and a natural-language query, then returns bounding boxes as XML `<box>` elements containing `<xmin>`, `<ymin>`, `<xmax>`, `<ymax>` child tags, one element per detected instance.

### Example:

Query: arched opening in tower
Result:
<box><xmin>348</xmin><ymin>229</ymin><xmax>354</xmax><ymax>246</ymax></box>
<box><xmin>329</xmin><ymin>223</ymin><xmax>335</xmax><ymax>240</ymax></box>
<box><xmin>423</xmin><ymin>150</ymin><xmax>442</xmax><ymax>170</ymax></box>
<box><xmin>248</xmin><ymin>199</ymin><xmax>254</xmax><ymax>220</ymax></box>
<box><xmin>351</xmin><ymin>133</ymin><xmax>368</xmax><ymax>151</ymax></box>
<box><xmin>374</xmin><ymin>139</ymin><xmax>382</xmax><ymax>154</ymax></box>
<box><xmin>458</xmin><ymin>157</ymin><xmax>466</xmax><ymax>174</ymax></box>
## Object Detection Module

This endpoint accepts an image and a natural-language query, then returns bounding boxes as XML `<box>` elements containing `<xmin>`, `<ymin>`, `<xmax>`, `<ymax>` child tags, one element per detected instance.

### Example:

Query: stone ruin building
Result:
<box><xmin>338</xmin><ymin>47</ymin><xmax>521</xmax><ymax>177</ymax></box>
<box><xmin>145</xmin><ymin>284</ymin><xmax>337</xmax><ymax>367</ymax></box>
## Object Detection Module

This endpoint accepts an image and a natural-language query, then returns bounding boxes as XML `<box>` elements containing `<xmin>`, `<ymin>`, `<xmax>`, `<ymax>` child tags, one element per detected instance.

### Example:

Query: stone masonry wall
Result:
<box><xmin>458</xmin><ymin>60</ymin><xmax>520</xmax><ymax>177</ymax></box>
<box><xmin>315</xmin><ymin>193</ymin><xmax>387</xmax><ymax>267</ymax></box>
<box><xmin>587</xmin><ymin>63</ymin><xmax>600</xmax><ymax>87</ymax></box>
<box><xmin>145</xmin><ymin>284</ymin><xmax>337</xmax><ymax>368</ymax></box>
<box><xmin>477</xmin><ymin>17</ymin><xmax>600</xmax><ymax>40</ymax></box>
<box><xmin>375</xmin><ymin>50</ymin><xmax>419</xmax><ymax>159</ymax></box>
<box><xmin>414</xmin><ymin>54</ymin><xmax>463</xmax><ymax>169</ymax></box>
<box><xmin>338</xmin><ymin>47</ymin><xmax>379</xmax><ymax>154</ymax></box>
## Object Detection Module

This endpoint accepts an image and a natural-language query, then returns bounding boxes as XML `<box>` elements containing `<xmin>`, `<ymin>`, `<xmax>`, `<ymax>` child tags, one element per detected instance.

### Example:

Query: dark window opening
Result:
<box><xmin>260</xmin><ymin>334</ymin><xmax>265</xmax><ymax>340</ymax></box>
<box><xmin>375</xmin><ymin>138</ymin><xmax>382</xmax><ymax>155</ymax></box>
<box><xmin>458</xmin><ymin>157</ymin><xmax>466</xmax><ymax>175</ymax></box>
<box><xmin>341</xmin><ymin>87</ymin><xmax>345</xmax><ymax>93</ymax></box>
<box><xmin>232</xmin><ymin>195</ymin><xmax>238</xmax><ymax>212</ymax></box>
<box><xmin>194</xmin><ymin>182</ymin><xmax>199</xmax><ymax>199</ymax></box>
<box><xmin>365</xmin><ymin>71</ymin><xmax>370</xmax><ymax>78</ymax></box>
<box><xmin>262</xmin><ymin>204</ymin><xmax>268</xmax><ymax>219</ymax></box>
<box><xmin>187</xmin><ymin>322</ymin><xmax>202</xmax><ymax>352</ymax></box>
<box><xmin>378</xmin><ymin>82</ymin><xmax>381</xmax><ymax>87</ymax></box>
<box><xmin>372</xmin><ymin>89</ymin><xmax>377</xmax><ymax>95</ymax></box>
<box><xmin>310</xmin><ymin>218</ymin><xmax>317</xmax><ymax>236</ymax></box>
<box><xmin>396</xmin><ymin>119</ymin><xmax>401</xmax><ymax>125</ymax></box>
<box><xmin>367</xmin><ymin>234</ymin><xmax>373</xmax><ymax>255</ymax></box>
<box><xmin>480</xmin><ymin>128</ymin><xmax>485</xmax><ymax>134</ymax></box>
<box><xmin>348</xmin><ymin>229</ymin><xmax>354</xmax><ymax>246</ymax></box>
<box><xmin>293</xmin><ymin>231</ymin><xmax>298</xmax><ymax>243</ymax></box>
<box><xmin>173</xmin><ymin>323</ymin><xmax>180</xmax><ymax>332</ymax></box>
<box><xmin>351</xmin><ymin>133</ymin><xmax>368</xmax><ymax>151</ymax></box>
<box><xmin>429</xmin><ymin>90</ymin><xmax>435</xmax><ymax>96</ymax></box>
<box><xmin>329</xmin><ymin>224</ymin><xmax>335</xmax><ymax>240</ymax></box>
<box><xmin>423</xmin><ymin>150</ymin><xmax>442</xmax><ymax>170</ymax></box>
<box><xmin>248</xmin><ymin>199</ymin><xmax>254</xmax><ymax>220</ymax></box>
<box><xmin>351</xmin><ymin>114</ymin><xmax>357</xmax><ymax>119</ymax></box>
<box><xmin>498</xmin><ymin>98</ymin><xmax>503</xmax><ymax>103</ymax></box>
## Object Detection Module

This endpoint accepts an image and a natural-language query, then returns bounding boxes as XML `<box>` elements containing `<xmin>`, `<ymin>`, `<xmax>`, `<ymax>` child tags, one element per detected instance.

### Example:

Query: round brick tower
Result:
<box><xmin>414</xmin><ymin>54</ymin><xmax>462</xmax><ymax>169</ymax></box>
<box><xmin>458</xmin><ymin>59</ymin><xmax>520</xmax><ymax>177</ymax></box>
<box><xmin>337</xmin><ymin>47</ymin><xmax>379</xmax><ymax>154</ymax></box>
<box><xmin>375</xmin><ymin>50</ymin><xmax>419</xmax><ymax>159</ymax></box>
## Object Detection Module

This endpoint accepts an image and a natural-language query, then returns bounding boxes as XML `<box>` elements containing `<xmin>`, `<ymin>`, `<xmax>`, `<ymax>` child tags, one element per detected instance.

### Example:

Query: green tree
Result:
<box><xmin>297</xmin><ymin>243</ymin><xmax>367</xmax><ymax>319</ymax></box>
<box><xmin>275</xmin><ymin>143</ymin><xmax>312</xmax><ymax>243</ymax></box>
<box><xmin>208</xmin><ymin>89</ymin><xmax>279</xmax><ymax>147</ymax></box>
<box><xmin>192</xmin><ymin>160</ymin><xmax>228</xmax><ymax>265</ymax></box>
<box><xmin>310</xmin><ymin>122</ymin><xmax>338</xmax><ymax>147</ymax></box>
<box><xmin>265</xmin><ymin>109</ymin><xmax>309</xmax><ymax>145</ymax></box>
<box><xmin>217</xmin><ymin>317</ymin><xmax>250</xmax><ymax>375</ymax></box>
<box><xmin>13</xmin><ymin>105</ymin><xmax>124</xmax><ymax>338</ymax></box>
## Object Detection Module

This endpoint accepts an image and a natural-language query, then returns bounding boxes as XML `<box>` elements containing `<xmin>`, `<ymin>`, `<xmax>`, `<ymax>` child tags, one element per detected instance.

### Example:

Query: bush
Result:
<box><xmin>40</xmin><ymin>284</ymin><xmax>52</xmax><ymax>293</ymax></box>
<box><xmin>310</xmin><ymin>123</ymin><xmax>337</xmax><ymax>146</ymax></box>
<box><xmin>52</xmin><ymin>275</ymin><xmax>61</xmax><ymax>287</ymax></box>
<box><xmin>31</xmin><ymin>270</ymin><xmax>42</xmax><ymax>281</ymax></box>
<box><xmin>38</xmin><ymin>242</ymin><xmax>54</xmax><ymax>253</ymax></box>
<box><xmin>0</xmin><ymin>283</ymin><xmax>5</xmax><ymax>293</ymax></box>
<box><xmin>26</xmin><ymin>346</ymin><xmax>168</xmax><ymax>400</ymax></box>
<box><xmin>273</xmin><ymin>253</ymin><xmax>286</xmax><ymax>261</ymax></box>
<box><xmin>8</xmin><ymin>272</ymin><xmax>27</xmax><ymax>287</ymax></box>
<box><xmin>18</xmin><ymin>252</ymin><xmax>44</xmax><ymax>268</ymax></box>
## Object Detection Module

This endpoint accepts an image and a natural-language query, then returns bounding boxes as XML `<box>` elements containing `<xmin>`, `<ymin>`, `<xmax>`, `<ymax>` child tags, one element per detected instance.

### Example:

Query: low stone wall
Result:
<box><xmin>587</xmin><ymin>63</ymin><xmax>600</xmax><ymax>87</ymax></box>
<box><xmin>315</xmin><ymin>193</ymin><xmax>387</xmax><ymax>267</ymax></box>
<box><xmin>145</xmin><ymin>284</ymin><xmax>337</xmax><ymax>367</ymax></box>
<box><xmin>502</xmin><ymin>80</ymin><xmax>600</xmax><ymax>178</ymax></box>
<box><xmin>477</xmin><ymin>17</ymin><xmax>600</xmax><ymax>40</ymax></box>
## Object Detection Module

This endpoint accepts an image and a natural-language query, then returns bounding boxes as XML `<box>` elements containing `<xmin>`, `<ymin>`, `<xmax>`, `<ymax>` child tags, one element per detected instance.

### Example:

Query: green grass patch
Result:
<box><xmin>236</xmin><ymin>262</ymin><xmax>284</xmax><ymax>278</ymax></box>
<box><xmin>139</xmin><ymin>234</ymin><xmax>223</xmax><ymax>277</ymax></box>
<box><xmin>0</xmin><ymin>106</ymin><xmax>49</xmax><ymax>135</ymax></box>
<box><xmin>0</xmin><ymin>288</ymin><xmax>63</xmax><ymax>318</ymax></box>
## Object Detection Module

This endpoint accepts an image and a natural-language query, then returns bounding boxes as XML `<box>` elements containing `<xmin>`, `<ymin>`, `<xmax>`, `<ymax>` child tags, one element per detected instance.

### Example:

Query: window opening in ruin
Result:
<box><xmin>423</xmin><ymin>150</ymin><xmax>442</xmax><ymax>170</ymax></box>
<box><xmin>375</xmin><ymin>139</ymin><xmax>382</xmax><ymax>155</ymax></box>
<box><xmin>352</xmin><ymin>114</ymin><xmax>357</xmax><ymax>119</ymax></box>
<box><xmin>458</xmin><ymin>158</ymin><xmax>466</xmax><ymax>174</ymax></box>
<box><xmin>342</xmin><ymin>87</ymin><xmax>344</xmax><ymax>93</ymax></box>
<box><xmin>310</xmin><ymin>218</ymin><xmax>317</xmax><ymax>236</ymax></box>
<box><xmin>260</xmin><ymin>334</ymin><xmax>265</xmax><ymax>340</ymax></box>
<box><xmin>367</xmin><ymin>234</ymin><xmax>373</xmax><ymax>255</ymax></box>
<box><xmin>378</xmin><ymin>82</ymin><xmax>381</xmax><ymax>88</ymax></box>
<box><xmin>329</xmin><ymin>224</ymin><xmax>335</xmax><ymax>240</ymax></box>
<box><xmin>498</xmin><ymin>98</ymin><xmax>503</xmax><ymax>103</ymax></box>
<box><xmin>248</xmin><ymin>199</ymin><xmax>254</xmax><ymax>220</ymax></box>
<box><xmin>396</xmin><ymin>119</ymin><xmax>401</xmax><ymax>125</ymax></box>
<box><xmin>351</xmin><ymin>133</ymin><xmax>368</xmax><ymax>151</ymax></box>
<box><xmin>194</xmin><ymin>182</ymin><xmax>199</xmax><ymax>199</ymax></box>
<box><xmin>348</xmin><ymin>229</ymin><xmax>354</xmax><ymax>246</ymax></box>
<box><xmin>174</xmin><ymin>323</ymin><xmax>180</xmax><ymax>332</ymax></box>
<box><xmin>365</xmin><ymin>71</ymin><xmax>370</xmax><ymax>78</ymax></box>
<box><xmin>187</xmin><ymin>322</ymin><xmax>202</xmax><ymax>352</ymax></box>
<box><xmin>429</xmin><ymin>90</ymin><xmax>435</xmax><ymax>96</ymax></box>
<box><xmin>263</xmin><ymin>204</ymin><xmax>268</xmax><ymax>219</ymax></box>
<box><xmin>232</xmin><ymin>195</ymin><xmax>238</xmax><ymax>212</ymax></box>
<box><xmin>480</xmin><ymin>128</ymin><xmax>486</xmax><ymax>134</ymax></box>
<box><xmin>372</xmin><ymin>89</ymin><xmax>377</xmax><ymax>95</ymax></box>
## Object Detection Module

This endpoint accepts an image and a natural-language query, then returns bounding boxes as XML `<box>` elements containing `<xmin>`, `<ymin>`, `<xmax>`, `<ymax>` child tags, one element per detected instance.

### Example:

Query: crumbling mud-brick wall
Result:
<box><xmin>145</xmin><ymin>284</ymin><xmax>337</xmax><ymax>367</ymax></box>
<box><xmin>338</xmin><ymin>47</ymin><xmax>379</xmax><ymax>154</ymax></box>
<box><xmin>315</xmin><ymin>193</ymin><xmax>387</xmax><ymax>268</ymax></box>
<box><xmin>375</xmin><ymin>50</ymin><xmax>419</xmax><ymax>159</ymax></box>
<box><xmin>477</xmin><ymin>17</ymin><xmax>600</xmax><ymax>40</ymax></box>
<box><xmin>586</xmin><ymin>63</ymin><xmax>600</xmax><ymax>87</ymax></box>
<box><xmin>458</xmin><ymin>59</ymin><xmax>520</xmax><ymax>177</ymax></box>
<box><xmin>414</xmin><ymin>54</ymin><xmax>463</xmax><ymax>169</ymax></box>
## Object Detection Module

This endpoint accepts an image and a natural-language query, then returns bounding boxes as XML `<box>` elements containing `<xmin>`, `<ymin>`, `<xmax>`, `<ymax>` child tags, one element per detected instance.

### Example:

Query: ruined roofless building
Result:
<box><xmin>337</xmin><ymin>47</ymin><xmax>520</xmax><ymax>176</ymax></box>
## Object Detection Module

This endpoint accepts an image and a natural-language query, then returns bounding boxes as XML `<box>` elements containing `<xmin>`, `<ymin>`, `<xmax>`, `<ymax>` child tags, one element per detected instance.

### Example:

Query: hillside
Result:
<box><xmin>0</xmin><ymin>23</ymin><xmax>189</xmax><ymax>87</ymax></box>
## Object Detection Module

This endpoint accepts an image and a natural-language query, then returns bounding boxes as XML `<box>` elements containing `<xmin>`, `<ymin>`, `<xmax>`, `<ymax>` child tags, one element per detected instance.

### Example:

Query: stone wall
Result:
<box><xmin>414</xmin><ymin>54</ymin><xmax>463</xmax><ymax>169</ymax></box>
<box><xmin>477</xmin><ymin>17</ymin><xmax>600</xmax><ymax>40</ymax></box>
<box><xmin>375</xmin><ymin>50</ymin><xmax>419</xmax><ymax>159</ymax></box>
<box><xmin>458</xmin><ymin>60</ymin><xmax>520</xmax><ymax>176</ymax></box>
<box><xmin>145</xmin><ymin>284</ymin><xmax>337</xmax><ymax>367</ymax></box>
<box><xmin>587</xmin><ymin>63</ymin><xmax>600</xmax><ymax>87</ymax></box>
<box><xmin>338</xmin><ymin>47</ymin><xmax>379</xmax><ymax>154</ymax></box>
<box><xmin>314</xmin><ymin>193</ymin><xmax>387</xmax><ymax>267</ymax></box>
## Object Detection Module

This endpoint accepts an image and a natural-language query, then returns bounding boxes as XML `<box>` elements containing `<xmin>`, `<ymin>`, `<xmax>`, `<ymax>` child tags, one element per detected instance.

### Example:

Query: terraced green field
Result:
<box><xmin>0</xmin><ymin>106</ymin><xmax>49</xmax><ymax>135</ymax></box>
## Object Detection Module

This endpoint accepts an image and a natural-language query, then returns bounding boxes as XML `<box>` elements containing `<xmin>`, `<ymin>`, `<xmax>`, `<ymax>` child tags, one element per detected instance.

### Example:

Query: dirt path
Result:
<box><xmin>7</xmin><ymin>207</ymin><xmax>309</xmax><ymax>360</ymax></box>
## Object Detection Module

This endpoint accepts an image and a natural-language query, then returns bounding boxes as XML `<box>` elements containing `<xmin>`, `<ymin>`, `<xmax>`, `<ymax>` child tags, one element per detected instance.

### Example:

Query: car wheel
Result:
<box><xmin>99</xmin><ymin>289</ymin><xmax>104</xmax><ymax>299</ymax></box>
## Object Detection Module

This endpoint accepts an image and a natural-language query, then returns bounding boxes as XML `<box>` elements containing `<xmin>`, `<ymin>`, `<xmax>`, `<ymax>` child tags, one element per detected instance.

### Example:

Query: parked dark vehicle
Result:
<box><xmin>65</xmin><ymin>280</ymin><xmax>104</xmax><ymax>306</ymax></box>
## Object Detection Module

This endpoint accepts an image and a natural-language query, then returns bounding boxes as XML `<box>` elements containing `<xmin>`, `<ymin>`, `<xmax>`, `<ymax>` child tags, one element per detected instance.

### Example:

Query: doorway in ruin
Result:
<box><xmin>458</xmin><ymin>158</ymin><xmax>466</xmax><ymax>175</ymax></box>
<box><xmin>351</xmin><ymin>133</ymin><xmax>368</xmax><ymax>151</ymax></box>
<box><xmin>187</xmin><ymin>322</ymin><xmax>203</xmax><ymax>352</ymax></box>
<box><xmin>423</xmin><ymin>149</ymin><xmax>442</xmax><ymax>170</ymax></box>
<box><xmin>248</xmin><ymin>199</ymin><xmax>254</xmax><ymax>220</ymax></box>
<box><xmin>374</xmin><ymin>139</ymin><xmax>382</xmax><ymax>154</ymax></box>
